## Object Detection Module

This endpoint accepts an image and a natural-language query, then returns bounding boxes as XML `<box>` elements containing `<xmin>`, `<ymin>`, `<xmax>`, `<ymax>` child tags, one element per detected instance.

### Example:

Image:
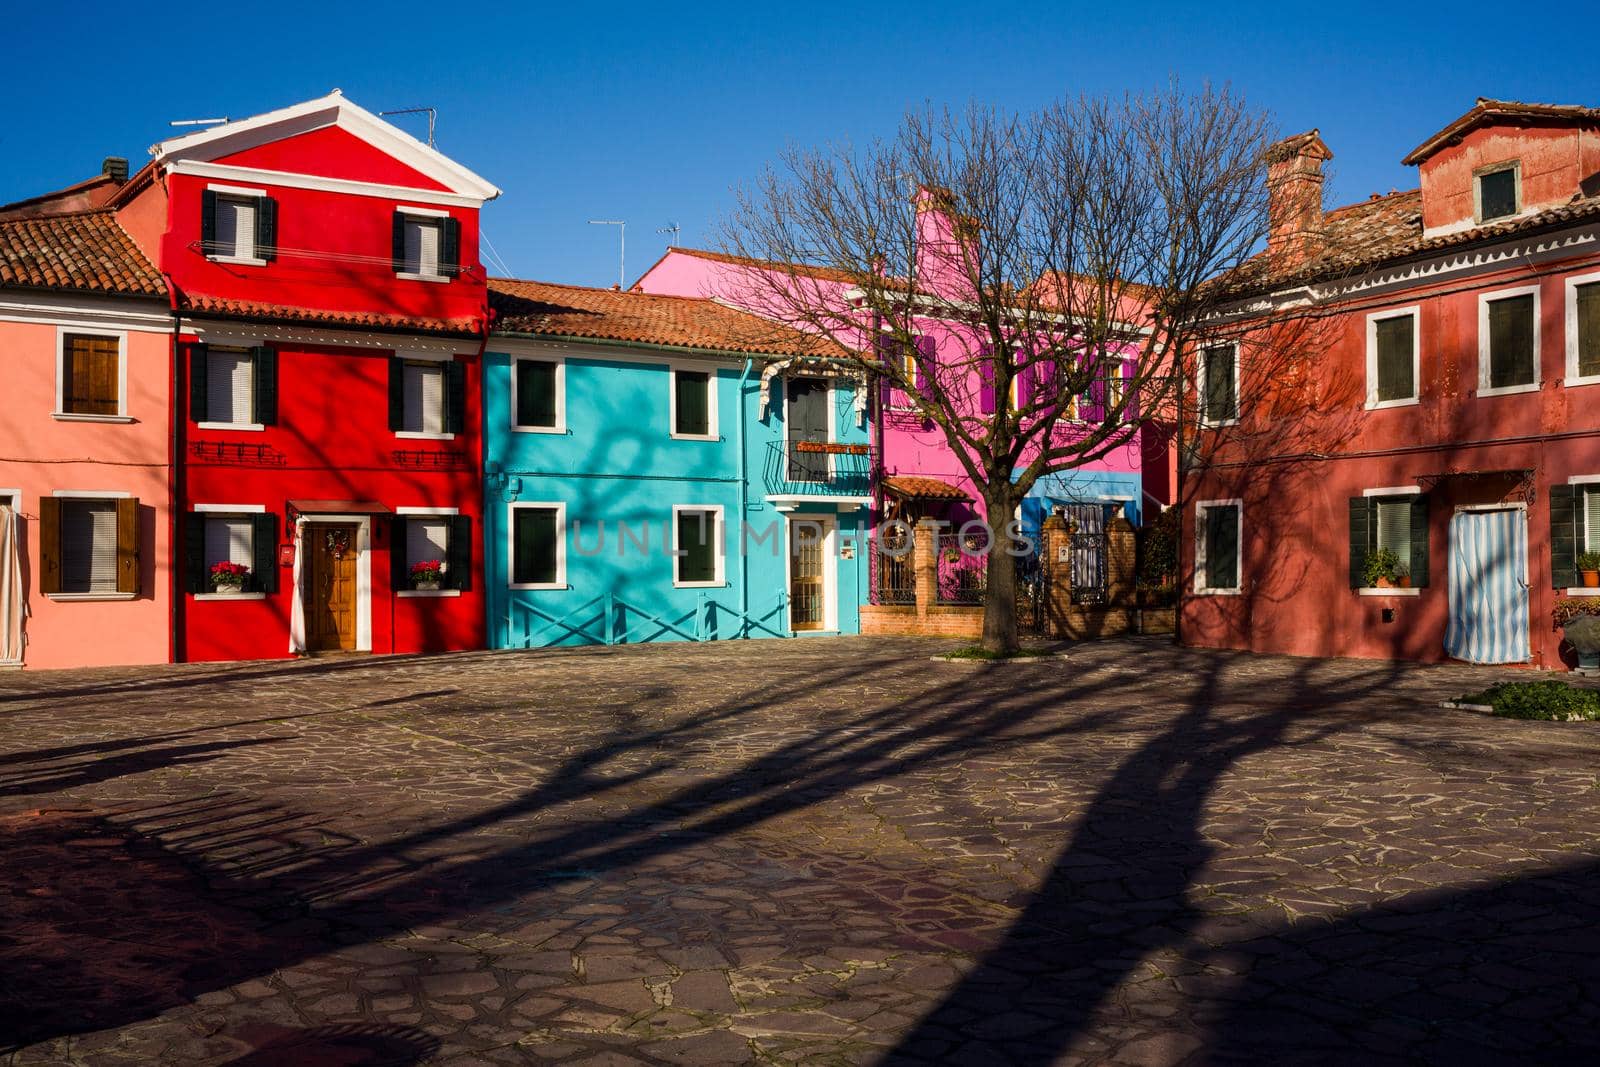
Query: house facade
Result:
<box><xmin>0</xmin><ymin>204</ymin><xmax>173</xmax><ymax>668</ymax></box>
<box><xmin>484</xmin><ymin>279</ymin><xmax>870</xmax><ymax>648</ymax></box>
<box><xmin>1183</xmin><ymin>99</ymin><xmax>1600</xmax><ymax>668</ymax></box>
<box><xmin>130</xmin><ymin>93</ymin><xmax>500</xmax><ymax>662</ymax></box>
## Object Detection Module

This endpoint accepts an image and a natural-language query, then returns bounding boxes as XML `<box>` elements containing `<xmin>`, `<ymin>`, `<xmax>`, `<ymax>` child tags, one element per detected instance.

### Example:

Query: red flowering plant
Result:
<box><xmin>409</xmin><ymin>560</ymin><xmax>444</xmax><ymax>587</ymax></box>
<box><xmin>210</xmin><ymin>560</ymin><xmax>249</xmax><ymax>589</ymax></box>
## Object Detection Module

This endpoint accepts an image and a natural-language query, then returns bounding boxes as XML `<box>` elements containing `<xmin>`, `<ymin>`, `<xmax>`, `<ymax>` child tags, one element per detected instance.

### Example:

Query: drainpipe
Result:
<box><xmin>737</xmin><ymin>356</ymin><xmax>754</xmax><ymax>637</ymax></box>
<box><xmin>163</xmin><ymin>273</ymin><xmax>185</xmax><ymax>663</ymax></box>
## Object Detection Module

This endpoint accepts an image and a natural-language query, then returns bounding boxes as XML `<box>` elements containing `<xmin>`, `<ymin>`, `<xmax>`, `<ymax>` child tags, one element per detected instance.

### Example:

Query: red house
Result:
<box><xmin>115</xmin><ymin>92</ymin><xmax>500</xmax><ymax>661</ymax></box>
<box><xmin>1184</xmin><ymin>99</ymin><xmax>1600</xmax><ymax>667</ymax></box>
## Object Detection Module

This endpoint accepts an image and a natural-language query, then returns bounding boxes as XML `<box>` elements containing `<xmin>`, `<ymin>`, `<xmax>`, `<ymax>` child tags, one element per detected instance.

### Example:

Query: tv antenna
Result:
<box><xmin>380</xmin><ymin>106</ymin><xmax>437</xmax><ymax>148</ymax></box>
<box><xmin>588</xmin><ymin>220</ymin><xmax>626</xmax><ymax>289</ymax></box>
<box><xmin>657</xmin><ymin>222</ymin><xmax>681</xmax><ymax>247</ymax></box>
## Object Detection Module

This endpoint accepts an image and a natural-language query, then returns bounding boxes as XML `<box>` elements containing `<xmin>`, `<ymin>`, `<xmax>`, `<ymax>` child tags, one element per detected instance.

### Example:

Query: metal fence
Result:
<box><xmin>936</xmin><ymin>532</ymin><xmax>988</xmax><ymax>605</ymax></box>
<box><xmin>870</xmin><ymin>528</ymin><xmax>916</xmax><ymax>606</ymax></box>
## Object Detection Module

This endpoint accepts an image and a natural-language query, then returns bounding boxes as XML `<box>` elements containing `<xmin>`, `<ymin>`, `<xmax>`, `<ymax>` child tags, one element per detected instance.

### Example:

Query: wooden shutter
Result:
<box><xmin>1578</xmin><ymin>282</ymin><xmax>1600</xmax><ymax>379</ymax></box>
<box><xmin>389</xmin><ymin>516</ymin><xmax>409</xmax><ymax>590</ymax></box>
<box><xmin>513</xmin><ymin>508</ymin><xmax>558</xmax><ymax>585</ymax></box>
<box><xmin>184</xmin><ymin>513</ymin><xmax>207</xmax><ymax>594</ymax></box>
<box><xmin>37</xmin><ymin>497</ymin><xmax>61</xmax><ymax>595</ymax></box>
<box><xmin>675</xmin><ymin>370</ymin><xmax>710</xmax><ymax>436</ymax></box>
<box><xmin>256</xmin><ymin>196</ymin><xmax>277</xmax><ymax>262</ymax></box>
<box><xmin>115</xmin><ymin>497</ymin><xmax>139</xmax><ymax>595</ymax></box>
<box><xmin>189</xmin><ymin>343</ymin><xmax>209</xmax><ymax>422</ymax></box>
<box><xmin>1408</xmin><ymin>494</ymin><xmax>1430</xmax><ymax>588</ymax></box>
<box><xmin>1204</xmin><ymin>346</ymin><xmax>1236</xmax><ymax>422</ymax></box>
<box><xmin>251</xmin><ymin>514</ymin><xmax>278</xmax><ymax>594</ymax></box>
<box><xmin>445</xmin><ymin>360</ymin><xmax>466</xmax><ymax>435</ymax></box>
<box><xmin>448</xmin><ymin>515</ymin><xmax>472</xmax><ymax>591</ymax></box>
<box><xmin>677</xmin><ymin>511</ymin><xmax>716</xmax><ymax>583</ymax></box>
<box><xmin>1375</xmin><ymin>315</ymin><xmax>1415</xmax><ymax>402</ymax></box>
<box><xmin>1348</xmin><ymin>497</ymin><xmax>1372</xmax><ymax>589</ymax></box>
<box><xmin>913</xmin><ymin>335</ymin><xmax>935</xmax><ymax>391</ymax></box>
<box><xmin>1488</xmin><ymin>295</ymin><xmax>1535</xmax><ymax>389</ymax></box>
<box><xmin>978</xmin><ymin>350</ymin><xmax>996</xmax><ymax>414</ymax></box>
<box><xmin>1551</xmin><ymin>484</ymin><xmax>1578</xmax><ymax>589</ymax></box>
<box><xmin>252</xmin><ymin>346</ymin><xmax>277</xmax><ymax>425</ymax></box>
<box><xmin>516</xmin><ymin>360</ymin><xmax>557</xmax><ymax>427</ymax></box>
<box><xmin>64</xmin><ymin>334</ymin><xmax>119</xmax><ymax>416</ymax></box>
<box><xmin>1207</xmin><ymin>506</ymin><xmax>1239</xmax><ymax>590</ymax></box>
<box><xmin>387</xmin><ymin>357</ymin><xmax>405</xmax><ymax>431</ymax></box>
<box><xmin>392</xmin><ymin>213</ymin><xmax>407</xmax><ymax>273</ymax></box>
<box><xmin>441</xmin><ymin>217</ymin><xmax>461</xmax><ymax>277</ymax></box>
<box><xmin>201</xmin><ymin>189</ymin><xmax>218</xmax><ymax>254</ymax></box>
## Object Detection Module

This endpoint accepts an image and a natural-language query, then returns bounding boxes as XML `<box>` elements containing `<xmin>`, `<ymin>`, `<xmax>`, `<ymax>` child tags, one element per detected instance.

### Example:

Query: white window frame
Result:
<box><xmin>0</xmin><ymin>489</ymin><xmax>19</xmax><ymax>511</ymax></box>
<box><xmin>394</xmin><ymin>208</ymin><xmax>450</xmax><ymax>283</ymax></box>
<box><xmin>507</xmin><ymin>501</ymin><xmax>566</xmax><ymax>590</ymax></box>
<box><xmin>1365</xmin><ymin>306</ymin><xmax>1421</xmax><ymax>409</ymax></box>
<box><xmin>511</xmin><ymin>355</ymin><xmax>566</xmax><ymax>434</ymax></box>
<box><xmin>395</xmin><ymin>358</ymin><xmax>454</xmax><ymax>441</ymax></box>
<box><xmin>396</xmin><ymin>505</ymin><xmax>461</xmax><ymax>598</ymax></box>
<box><xmin>1564</xmin><ymin>269</ymin><xmax>1600</xmax><ymax>388</ymax></box>
<box><xmin>671</xmin><ymin>504</ymin><xmax>726</xmax><ymax>589</ymax></box>
<box><xmin>1477</xmin><ymin>284</ymin><xmax>1542</xmax><ymax>397</ymax></box>
<box><xmin>668</xmin><ymin>363</ymin><xmax>719</xmax><ymax>441</ymax></box>
<box><xmin>1196</xmin><ymin>342</ymin><xmax>1240</xmax><ymax>429</ymax></box>
<box><xmin>205</xmin><ymin>183</ymin><xmax>270</xmax><ymax>266</ymax></box>
<box><xmin>192</xmin><ymin>503</ymin><xmax>268</xmax><ymax>601</ymax></box>
<box><xmin>47</xmin><ymin>490</ymin><xmax>133</xmax><ymax>601</ymax></box>
<box><xmin>1473</xmin><ymin>161</ymin><xmax>1522</xmax><ymax>226</ymax></box>
<box><xmin>1193</xmin><ymin>498</ymin><xmax>1243</xmax><ymax>596</ymax></box>
<box><xmin>1566</xmin><ymin>475</ymin><xmax>1600</xmax><ymax>596</ymax></box>
<box><xmin>196</xmin><ymin>343</ymin><xmax>264</xmax><ymax>432</ymax></box>
<box><xmin>54</xmin><ymin>326</ymin><xmax>130</xmax><ymax>422</ymax></box>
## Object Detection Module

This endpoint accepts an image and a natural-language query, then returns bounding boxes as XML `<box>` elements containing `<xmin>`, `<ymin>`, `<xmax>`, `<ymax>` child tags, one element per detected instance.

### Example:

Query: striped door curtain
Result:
<box><xmin>1445</xmin><ymin>509</ymin><xmax>1530</xmax><ymax>664</ymax></box>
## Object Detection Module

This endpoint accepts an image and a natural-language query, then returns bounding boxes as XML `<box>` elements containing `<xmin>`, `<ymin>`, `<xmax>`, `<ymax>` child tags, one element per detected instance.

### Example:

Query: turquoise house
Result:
<box><xmin>483</xmin><ymin>279</ymin><xmax>872</xmax><ymax>648</ymax></box>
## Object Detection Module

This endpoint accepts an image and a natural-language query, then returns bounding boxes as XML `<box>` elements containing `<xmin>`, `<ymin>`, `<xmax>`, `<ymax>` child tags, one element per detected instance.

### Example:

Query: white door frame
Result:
<box><xmin>297</xmin><ymin>514</ymin><xmax>372</xmax><ymax>652</ymax></box>
<box><xmin>785</xmin><ymin>513</ymin><xmax>837</xmax><ymax>633</ymax></box>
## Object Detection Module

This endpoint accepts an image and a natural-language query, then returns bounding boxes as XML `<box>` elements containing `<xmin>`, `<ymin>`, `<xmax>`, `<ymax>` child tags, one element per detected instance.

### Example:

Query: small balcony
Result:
<box><xmin>762</xmin><ymin>440</ymin><xmax>872</xmax><ymax>504</ymax></box>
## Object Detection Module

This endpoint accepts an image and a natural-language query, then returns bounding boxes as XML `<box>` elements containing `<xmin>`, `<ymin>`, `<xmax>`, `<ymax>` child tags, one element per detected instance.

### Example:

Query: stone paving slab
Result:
<box><xmin>3</xmin><ymin>637</ymin><xmax>1600</xmax><ymax>1064</ymax></box>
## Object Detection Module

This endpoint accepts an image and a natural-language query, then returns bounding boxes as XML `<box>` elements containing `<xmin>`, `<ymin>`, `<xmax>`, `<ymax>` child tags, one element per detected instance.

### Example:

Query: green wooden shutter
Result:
<box><xmin>251</xmin><ymin>346</ymin><xmax>276</xmax><ymax>425</ymax></box>
<box><xmin>256</xmin><ymin>196</ymin><xmax>277</xmax><ymax>262</ymax></box>
<box><xmin>1348</xmin><ymin>497</ymin><xmax>1371</xmax><ymax>589</ymax></box>
<box><xmin>1488</xmin><ymin>295</ymin><xmax>1535</xmax><ymax>389</ymax></box>
<box><xmin>387</xmin><ymin>357</ymin><xmax>405</xmax><ymax>431</ymax></box>
<box><xmin>189</xmin><ymin>343</ymin><xmax>208</xmax><ymax>422</ymax></box>
<box><xmin>1409</xmin><ymin>494</ymin><xmax>1430</xmax><ymax>588</ymax></box>
<box><xmin>441</xmin><ymin>217</ymin><xmax>461</xmax><ymax>278</ymax></box>
<box><xmin>390</xmin><ymin>516</ymin><xmax>410</xmax><ymax>590</ymax></box>
<box><xmin>675</xmin><ymin>371</ymin><xmax>710</xmax><ymax>436</ymax></box>
<box><xmin>200</xmin><ymin>189</ymin><xmax>218</xmax><ymax>254</ymax></box>
<box><xmin>252</xmin><ymin>513</ymin><xmax>279</xmax><ymax>594</ymax></box>
<box><xmin>184</xmin><ymin>512</ymin><xmax>207</xmax><ymax>594</ymax></box>
<box><xmin>1375</xmin><ymin>315</ymin><xmax>1415</xmax><ymax>402</ymax></box>
<box><xmin>677</xmin><ymin>511</ymin><xmax>717</xmax><ymax>583</ymax></box>
<box><xmin>1551</xmin><ymin>484</ymin><xmax>1578</xmax><ymax>589</ymax></box>
<box><xmin>445</xmin><ymin>360</ymin><xmax>466</xmax><ymax>435</ymax></box>
<box><xmin>513</xmin><ymin>508</ymin><xmax>557</xmax><ymax>585</ymax></box>
<box><xmin>516</xmin><ymin>360</ymin><xmax>557</xmax><ymax>427</ymax></box>
<box><xmin>1203</xmin><ymin>346</ymin><xmax>1235</xmax><ymax>422</ymax></box>
<box><xmin>448</xmin><ymin>515</ymin><xmax>472</xmax><ymax>591</ymax></box>
<box><xmin>1578</xmin><ymin>282</ymin><xmax>1600</xmax><ymax>379</ymax></box>
<box><xmin>392</xmin><ymin>213</ymin><xmax>407</xmax><ymax>273</ymax></box>
<box><xmin>1205</xmin><ymin>506</ymin><xmax>1239</xmax><ymax>590</ymax></box>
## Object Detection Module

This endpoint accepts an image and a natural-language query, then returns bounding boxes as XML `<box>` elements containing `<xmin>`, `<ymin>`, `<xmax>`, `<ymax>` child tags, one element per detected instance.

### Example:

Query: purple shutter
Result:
<box><xmin>978</xmin><ymin>345</ymin><xmax>996</xmax><ymax>414</ymax></box>
<box><xmin>914</xmin><ymin>335</ymin><xmax>935</xmax><ymax>391</ymax></box>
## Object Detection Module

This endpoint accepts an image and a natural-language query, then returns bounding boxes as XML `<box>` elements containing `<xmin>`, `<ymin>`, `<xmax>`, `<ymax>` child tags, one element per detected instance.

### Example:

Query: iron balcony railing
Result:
<box><xmin>762</xmin><ymin>440</ymin><xmax>872</xmax><ymax>497</ymax></box>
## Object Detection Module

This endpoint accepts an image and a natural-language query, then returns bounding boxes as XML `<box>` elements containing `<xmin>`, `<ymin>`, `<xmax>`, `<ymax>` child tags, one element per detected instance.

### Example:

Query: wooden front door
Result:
<box><xmin>789</xmin><ymin>517</ymin><xmax>830</xmax><ymax>632</ymax></box>
<box><xmin>306</xmin><ymin>523</ymin><xmax>359</xmax><ymax>652</ymax></box>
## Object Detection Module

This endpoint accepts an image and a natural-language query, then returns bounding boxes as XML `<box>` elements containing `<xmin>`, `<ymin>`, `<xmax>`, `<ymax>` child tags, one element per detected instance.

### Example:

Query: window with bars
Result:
<box><xmin>61</xmin><ymin>333</ymin><xmax>121</xmax><ymax>416</ymax></box>
<box><xmin>510</xmin><ymin>505</ymin><xmax>563</xmax><ymax>588</ymax></box>
<box><xmin>1370</xmin><ymin>312</ymin><xmax>1417</xmax><ymax>404</ymax></box>
<box><xmin>1348</xmin><ymin>493</ymin><xmax>1429</xmax><ymax>589</ymax></box>
<box><xmin>1195</xmin><ymin>501</ymin><xmax>1240</xmax><ymax>592</ymax></box>
<box><xmin>673</xmin><ymin>507</ymin><xmax>722</xmax><ymax>587</ymax></box>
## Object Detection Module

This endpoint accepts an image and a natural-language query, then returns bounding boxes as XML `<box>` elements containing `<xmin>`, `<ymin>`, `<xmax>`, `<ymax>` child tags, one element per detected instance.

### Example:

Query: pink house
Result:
<box><xmin>634</xmin><ymin>188</ymin><xmax>1147</xmax><ymax>543</ymax></box>
<box><xmin>0</xmin><ymin>176</ymin><xmax>174</xmax><ymax>669</ymax></box>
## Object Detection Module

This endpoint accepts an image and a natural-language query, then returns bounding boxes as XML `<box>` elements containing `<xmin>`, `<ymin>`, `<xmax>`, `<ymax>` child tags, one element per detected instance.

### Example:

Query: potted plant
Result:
<box><xmin>410</xmin><ymin>560</ymin><xmax>444</xmax><ymax>591</ymax></box>
<box><xmin>1555</xmin><ymin>598</ymin><xmax>1600</xmax><ymax>672</ymax></box>
<box><xmin>1395</xmin><ymin>561</ymin><xmax>1412</xmax><ymax>589</ymax></box>
<box><xmin>210</xmin><ymin>560</ymin><xmax>249</xmax><ymax>594</ymax></box>
<box><xmin>1579</xmin><ymin>551</ymin><xmax>1600</xmax><ymax>588</ymax></box>
<box><xmin>1363</xmin><ymin>547</ymin><xmax>1401</xmax><ymax>589</ymax></box>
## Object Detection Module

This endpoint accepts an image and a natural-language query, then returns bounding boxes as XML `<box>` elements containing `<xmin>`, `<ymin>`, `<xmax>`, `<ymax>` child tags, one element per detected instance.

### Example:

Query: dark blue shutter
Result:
<box><xmin>251</xmin><ymin>346</ymin><xmax>276</xmax><ymax>425</ymax></box>
<box><xmin>252</xmin><ymin>514</ymin><xmax>279</xmax><ymax>594</ymax></box>
<box><xmin>1409</xmin><ymin>495</ymin><xmax>1430</xmax><ymax>588</ymax></box>
<box><xmin>448</xmin><ymin>515</ymin><xmax>472</xmax><ymax>591</ymax></box>
<box><xmin>391</xmin><ymin>213</ymin><xmax>406</xmax><ymax>273</ymax></box>
<box><xmin>1349</xmin><ymin>497</ymin><xmax>1371</xmax><ymax>589</ymax></box>
<box><xmin>445</xmin><ymin>360</ymin><xmax>466</xmax><ymax>435</ymax></box>
<box><xmin>441</xmin><ymin>217</ymin><xmax>461</xmax><ymax>278</ymax></box>
<box><xmin>388</xmin><ymin>357</ymin><xmax>405</xmax><ymax>431</ymax></box>
<box><xmin>189</xmin><ymin>343</ymin><xmax>208</xmax><ymax>423</ymax></box>
<box><xmin>256</xmin><ymin>196</ymin><xmax>277</xmax><ymax>262</ymax></box>
<box><xmin>200</xmin><ymin>190</ymin><xmax>217</xmax><ymax>255</ymax></box>
<box><xmin>184</xmin><ymin>513</ymin><xmax>207</xmax><ymax>594</ymax></box>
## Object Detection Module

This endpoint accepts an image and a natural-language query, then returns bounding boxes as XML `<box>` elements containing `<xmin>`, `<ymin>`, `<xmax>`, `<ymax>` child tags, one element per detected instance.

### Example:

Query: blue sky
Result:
<box><xmin>6</xmin><ymin>2</ymin><xmax>1588</xmax><ymax>288</ymax></box>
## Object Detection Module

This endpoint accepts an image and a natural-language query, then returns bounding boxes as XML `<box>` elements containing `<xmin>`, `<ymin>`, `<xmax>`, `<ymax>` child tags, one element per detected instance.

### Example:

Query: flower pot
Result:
<box><xmin>211</xmin><ymin>585</ymin><xmax>242</xmax><ymax>596</ymax></box>
<box><xmin>1374</xmin><ymin>577</ymin><xmax>1395</xmax><ymax>589</ymax></box>
<box><xmin>1398</xmin><ymin>574</ymin><xmax>1412</xmax><ymax>589</ymax></box>
<box><xmin>413</xmin><ymin>580</ymin><xmax>441</xmax><ymax>592</ymax></box>
<box><xmin>1583</xmin><ymin>570</ymin><xmax>1600</xmax><ymax>588</ymax></box>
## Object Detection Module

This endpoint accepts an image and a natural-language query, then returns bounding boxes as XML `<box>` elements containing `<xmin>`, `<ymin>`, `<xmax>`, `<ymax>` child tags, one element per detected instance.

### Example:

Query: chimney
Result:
<box><xmin>911</xmin><ymin>185</ymin><xmax>978</xmax><ymax>299</ymax></box>
<box><xmin>101</xmin><ymin>156</ymin><xmax>129</xmax><ymax>183</ymax></box>
<box><xmin>1265</xmin><ymin>131</ymin><xmax>1332</xmax><ymax>263</ymax></box>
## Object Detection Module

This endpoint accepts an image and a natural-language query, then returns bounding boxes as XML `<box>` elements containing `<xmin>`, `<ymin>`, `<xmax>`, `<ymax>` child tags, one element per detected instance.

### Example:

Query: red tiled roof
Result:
<box><xmin>490</xmin><ymin>277</ymin><xmax>843</xmax><ymax>358</ymax></box>
<box><xmin>181</xmin><ymin>294</ymin><xmax>482</xmax><ymax>336</ymax></box>
<box><xmin>883</xmin><ymin>475</ymin><xmax>971</xmax><ymax>501</ymax></box>
<box><xmin>0</xmin><ymin>210</ymin><xmax>165</xmax><ymax>297</ymax></box>
<box><xmin>1402</xmin><ymin>98</ymin><xmax>1600</xmax><ymax>165</ymax></box>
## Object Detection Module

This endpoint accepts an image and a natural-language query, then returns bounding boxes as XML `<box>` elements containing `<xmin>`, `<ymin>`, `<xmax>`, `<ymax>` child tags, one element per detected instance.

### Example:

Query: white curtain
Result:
<box><xmin>0</xmin><ymin>506</ymin><xmax>23</xmax><ymax>663</ymax></box>
<box><xmin>288</xmin><ymin>519</ymin><xmax>306</xmax><ymax>654</ymax></box>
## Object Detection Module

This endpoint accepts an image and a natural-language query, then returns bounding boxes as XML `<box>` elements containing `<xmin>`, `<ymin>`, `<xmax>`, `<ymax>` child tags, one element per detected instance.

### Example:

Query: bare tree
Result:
<box><xmin>719</xmin><ymin>86</ymin><xmax>1283</xmax><ymax>653</ymax></box>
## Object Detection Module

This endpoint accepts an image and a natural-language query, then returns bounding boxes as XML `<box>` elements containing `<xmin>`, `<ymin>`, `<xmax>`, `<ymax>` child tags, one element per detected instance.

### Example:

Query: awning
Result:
<box><xmin>287</xmin><ymin>500</ymin><xmax>392</xmax><ymax>515</ymax></box>
<box><xmin>882</xmin><ymin>476</ymin><xmax>971</xmax><ymax>502</ymax></box>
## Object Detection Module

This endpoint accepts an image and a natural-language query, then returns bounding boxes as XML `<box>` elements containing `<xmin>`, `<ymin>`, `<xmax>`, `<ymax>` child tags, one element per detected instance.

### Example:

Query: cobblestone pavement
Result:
<box><xmin>3</xmin><ymin>637</ymin><xmax>1600</xmax><ymax>1065</ymax></box>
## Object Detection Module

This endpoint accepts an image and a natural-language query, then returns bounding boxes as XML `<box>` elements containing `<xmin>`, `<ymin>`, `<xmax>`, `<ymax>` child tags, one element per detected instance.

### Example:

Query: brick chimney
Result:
<box><xmin>1265</xmin><ymin>131</ymin><xmax>1332</xmax><ymax>262</ymax></box>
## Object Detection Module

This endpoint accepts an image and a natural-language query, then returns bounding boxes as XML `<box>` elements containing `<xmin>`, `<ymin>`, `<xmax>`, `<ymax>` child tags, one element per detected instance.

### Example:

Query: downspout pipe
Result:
<box><xmin>162</xmin><ymin>273</ymin><xmax>184</xmax><ymax>663</ymax></box>
<box><xmin>737</xmin><ymin>356</ymin><xmax>754</xmax><ymax>638</ymax></box>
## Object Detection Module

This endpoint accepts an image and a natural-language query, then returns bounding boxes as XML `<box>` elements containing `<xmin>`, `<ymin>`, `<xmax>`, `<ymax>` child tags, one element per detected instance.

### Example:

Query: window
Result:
<box><xmin>1476</xmin><ymin>164</ymin><xmax>1519</xmax><ymax>224</ymax></box>
<box><xmin>39</xmin><ymin>496</ymin><xmax>138</xmax><ymax>597</ymax></box>
<box><xmin>184</xmin><ymin>510</ymin><xmax>277</xmax><ymax>595</ymax></box>
<box><xmin>1480</xmin><ymin>288</ymin><xmax>1539</xmax><ymax>393</ymax></box>
<box><xmin>1585</xmin><ymin>487</ymin><xmax>1600</xmax><ymax>555</ymax></box>
<box><xmin>1548</xmin><ymin>483</ymin><xmax>1600</xmax><ymax>589</ymax></box>
<box><xmin>59</xmin><ymin>332</ymin><xmax>122</xmax><ymax>417</ymax></box>
<box><xmin>1348</xmin><ymin>492</ymin><xmax>1428</xmax><ymax>590</ymax></box>
<box><xmin>1367</xmin><ymin>309</ymin><xmax>1418</xmax><ymax>407</ymax></box>
<box><xmin>201</xmin><ymin>188</ymin><xmax>275</xmax><ymax>263</ymax></box>
<box><xmin>1194</xmin><ymin>500</ymin><xmax>1241</xmax><ymax>593</ymax></box>
<box><xmin>671</xmin><ymin>368</ymin><xmax>714</xmax><ymax>438</ymax></box>
<box><xmin>514</xmin><ymin>358</ymin><xmax>563</xmax><ymax>431</ymax></box>
<box><xmin>510</xmin><ymin>504</ymin><xmax>564</xmax><ymax>588</ymax></box>
<box><xmin>1567</xmin><ymin>275</ymin><xmax>1600</xmax><ymax>383</ymax></box>
<box><xmin>1199</xmin><ymin>344</ymin><xmax>1238</xmax><ymax>426</ymax></box>
<box><xmin>393</xmin><ymin>512</ymin><xmax>471</xmax><ymax>592</ymax></box>
<box><xmin>877</xmin><ymin>333</ymin><xmax>930</xmax><ymax>407</ymax></box>
<box><xmin>393</xmin><ymin>211</ymin><xmax>459</xmax><ymax>280</ymax></box>
<box><xmin>389</xmin><ymin>357</ymin><xmax>464</xmax><ymax>438</ymax></box>
<box><xmin>673</xmin><ymin>506</ymin><xmax>723</xmax><ymax>587</ymax></box>
<box><xmin>190</xmin><ymin>344</ymin><xmax>275</xmax><ymax>427</ymax></box>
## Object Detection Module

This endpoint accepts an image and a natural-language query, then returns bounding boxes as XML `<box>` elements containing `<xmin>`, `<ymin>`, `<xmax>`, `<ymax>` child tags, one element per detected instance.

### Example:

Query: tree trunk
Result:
<box><xmin>981</xmin><ymin>524</ymin><xmax>1020</xmax><ymax>655</ymax></box>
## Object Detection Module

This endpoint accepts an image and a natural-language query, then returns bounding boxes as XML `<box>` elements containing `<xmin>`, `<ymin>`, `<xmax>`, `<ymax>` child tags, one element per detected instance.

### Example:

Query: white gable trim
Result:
<box><xmin>151</xmin><ymin>92</ymin><xmax>500</xmax><ymax>202</ymax></box>
<box><xmin>166</xmin><ymin>160</ymin><xmax>484</xmax><ymax>209</ymax></box>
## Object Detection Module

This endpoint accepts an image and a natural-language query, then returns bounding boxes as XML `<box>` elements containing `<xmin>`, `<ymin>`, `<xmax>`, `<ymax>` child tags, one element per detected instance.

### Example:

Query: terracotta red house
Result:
<box><xmin>1184</xmin><ymin>99</ymin><xmax>1600</xmax><ymax>668</ymax></box>
<box><xmin>115</xmin><ymin>92</ymin><xmax>500</xmax><ymax>661</ymax></box>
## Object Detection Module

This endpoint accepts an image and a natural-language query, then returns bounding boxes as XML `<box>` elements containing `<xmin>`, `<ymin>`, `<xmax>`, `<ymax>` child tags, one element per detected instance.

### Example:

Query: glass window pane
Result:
<box><xmin>1376</xmin><ymin>498</ymin><xmax>1411</xmax><ymax>565</ymax></box>
<box><xmin>1487</xmin><ymin>294</ymin><xmax>1535</xmax><ymax>388</ymax></box>
<box><xmin>404</xmin><ymin>218</ymin><xmax>440</xmax><ymax>276</ymax></box>
<box><xmin>512</xmin><ymin>508</ymin><xmax>558</xmax><ymax>585</ymax></box>
<box><xmin>403</xmin><ymin>362</ymin><xmax>444</xmax><ymax>434</ymax></box>
<box><xmin>676</xmin><ymin>510</ymin><xmax>717</xmax><ymax>583</ymax></box>
<box><xmin>407</xmin><ymin>519</ymin><xmax>450</xmax><ymax>569</ymax></box>
<box><xmin>516</xmin><ymin>360</ymin><xmax>558</xmax><ymax>427</ymax></box>
<box><xmin>1479</xmin><ymin>169</ymin><xmax>1517</xmax><ymax>221</ymax></box>
<box><xmin>206</xmin><ymin>348</ymin><xmax>254</xmax><ymax>424</ymax></box>
<box><xmin>1375</xmin><ymin>315</ymin><xmax>1415</xmax><ymax>402</ymax></box>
